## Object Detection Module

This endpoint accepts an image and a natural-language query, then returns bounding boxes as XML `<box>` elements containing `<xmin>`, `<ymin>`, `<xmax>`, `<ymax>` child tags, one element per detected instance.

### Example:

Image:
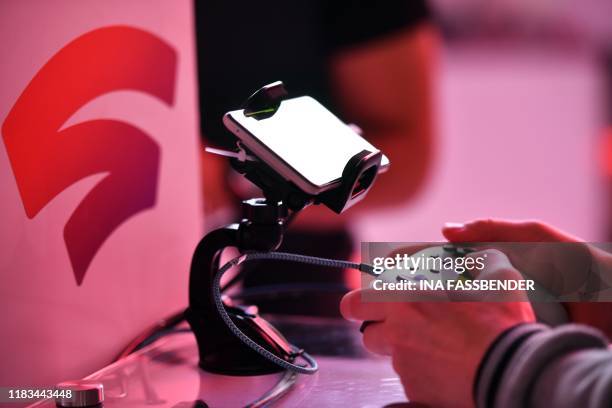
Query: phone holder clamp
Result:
<box><xmin>230</xmin><ymin>81</ymin><xmax>383</xmax><ymax>214</ymax></box>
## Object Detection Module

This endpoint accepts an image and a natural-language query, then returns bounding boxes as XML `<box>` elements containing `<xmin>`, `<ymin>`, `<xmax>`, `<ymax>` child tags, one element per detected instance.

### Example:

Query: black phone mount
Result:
<box><xmin>230</xmin><ymin>81</ymin><xmax>382</xmax><ymax>214</ymax></box>
<box><xmin>186</xmin><ymin>81</ymin><xmax>383</xmax><ymax>375</ymax></box>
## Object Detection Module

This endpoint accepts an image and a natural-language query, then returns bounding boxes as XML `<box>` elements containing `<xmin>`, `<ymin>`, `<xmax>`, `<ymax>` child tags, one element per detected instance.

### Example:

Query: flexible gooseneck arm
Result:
<box><xmin>185</xmin><ymin>198</ymin><xmax>293</xmax><ymax>375</ymax></box>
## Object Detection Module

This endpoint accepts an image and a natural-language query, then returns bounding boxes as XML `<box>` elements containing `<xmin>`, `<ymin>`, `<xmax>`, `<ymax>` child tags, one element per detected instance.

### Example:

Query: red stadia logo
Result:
<box><xmin>1</xmin><ymin>26</ymin><xmax>177</xmax><ymax>285</ymax></box>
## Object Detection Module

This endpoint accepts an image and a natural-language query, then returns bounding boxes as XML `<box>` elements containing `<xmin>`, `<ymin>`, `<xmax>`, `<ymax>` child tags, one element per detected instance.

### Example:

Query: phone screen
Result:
<box><xmin>224</xmin><ymin>96</ymin><xmax>388</xmax><ymax>193</ymax></box>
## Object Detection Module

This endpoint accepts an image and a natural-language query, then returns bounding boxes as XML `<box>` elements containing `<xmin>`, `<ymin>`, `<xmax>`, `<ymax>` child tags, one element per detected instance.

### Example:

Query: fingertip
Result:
<box><xmin>443</xmin><ymin>222</ymin><xmax>465</xmax><ymax>229</ymax></box>
<box><xmin>445</xmin><ymin>218</ymin><xmax>497</xmax><ymax>242</ymax></box>
<box><xmin>340</xmin><ymin>290</ymin><xmax>358</xmax><ymax>321</ymax></box>
<box><xmin>442</xmin><ymin>222</ymin><xmax>467</xmax><ymax>241</ymax></box>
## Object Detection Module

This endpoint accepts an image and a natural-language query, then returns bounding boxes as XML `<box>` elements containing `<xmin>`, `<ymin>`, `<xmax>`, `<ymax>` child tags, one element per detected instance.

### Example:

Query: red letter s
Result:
<box><xmin>2</xmin><ymin>26</ymin><xmax>177</xmax><ymax>285</ymax></box>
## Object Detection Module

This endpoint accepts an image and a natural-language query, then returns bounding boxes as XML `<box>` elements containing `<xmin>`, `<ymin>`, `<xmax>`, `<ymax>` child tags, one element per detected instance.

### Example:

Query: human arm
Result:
<box><xmin>293</xmin><ymin>22</ymin><xmax>439</xmax><ymax>229</ymax></box>
<box><xmin>476</xmin><ymin>323</ymin><xmax>611</xmax><ymax>408</ymax></box>
<box><xmin>442</xmin><ymin>219</ymin><xmax>612</xmax><ymax>337</ymax></box>
<box><xmin>341</xmin><ymin>237</ymin><xmax>612</xmax><ymax>407</ymax></box>
<box><xmin>340</xmin><ymin>249</ymin><xmax>535</xmax><ymax>407</ymax></box>
<box><xmin>341</xmin><ymin>291</ymin><xmax>612</xmax><ymax>407</ymax></box>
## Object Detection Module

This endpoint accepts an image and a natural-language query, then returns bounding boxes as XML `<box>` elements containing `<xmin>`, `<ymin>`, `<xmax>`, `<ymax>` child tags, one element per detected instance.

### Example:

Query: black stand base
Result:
<box><xmin>185</xmin><ymin>307</ymin><xmax>286</xmax><ymax>375</ymax></box>
<box><xmin>185</xmin><ymin>198</ymin><xmax>295</xmax><ymax>375</ymax></box>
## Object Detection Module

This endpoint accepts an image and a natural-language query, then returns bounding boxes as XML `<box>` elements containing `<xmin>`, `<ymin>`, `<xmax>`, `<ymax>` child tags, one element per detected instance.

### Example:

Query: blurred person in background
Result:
<box><xmin>195</xmin><ymin>0</ymin><xmax>439</xmax><ymax>315</ymax></box>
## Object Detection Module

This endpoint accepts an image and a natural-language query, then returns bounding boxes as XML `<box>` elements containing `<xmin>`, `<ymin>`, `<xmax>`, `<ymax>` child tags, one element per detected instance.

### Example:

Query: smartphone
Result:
<box><xmin>223</xmin><ymin>96</ymin><xmax>390</xmax><ymax>196</ymax></box>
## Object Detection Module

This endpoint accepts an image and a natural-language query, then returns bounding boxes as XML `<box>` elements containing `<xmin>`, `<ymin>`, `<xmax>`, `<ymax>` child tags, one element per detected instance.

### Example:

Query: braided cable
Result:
<box><xmin>212</xmin><ymin>251</ymin><xmax>373</xmax><ymax>374</ymax></box>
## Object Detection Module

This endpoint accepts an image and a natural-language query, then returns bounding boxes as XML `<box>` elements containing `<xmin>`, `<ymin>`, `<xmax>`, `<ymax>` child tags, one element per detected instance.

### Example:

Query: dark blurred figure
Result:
<box><xmin>195</xmin><ymin>0</ymin><xmax>438</xmax><ymax>316</ymax></box>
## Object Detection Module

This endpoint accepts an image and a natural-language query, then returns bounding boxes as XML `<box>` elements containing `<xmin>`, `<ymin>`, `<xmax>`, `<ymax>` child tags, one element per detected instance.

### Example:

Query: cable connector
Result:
<box><xmin>359</xmin><ymin>263</ymin><xmax>376</xmax><ymax>276</ymax></box>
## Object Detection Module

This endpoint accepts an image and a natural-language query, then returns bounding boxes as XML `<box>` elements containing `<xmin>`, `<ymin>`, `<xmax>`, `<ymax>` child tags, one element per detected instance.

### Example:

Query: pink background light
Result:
<box><xmin>358</xmin><ymin>45</ymin><xmax>606</xmax><ymax>242</ymax></box>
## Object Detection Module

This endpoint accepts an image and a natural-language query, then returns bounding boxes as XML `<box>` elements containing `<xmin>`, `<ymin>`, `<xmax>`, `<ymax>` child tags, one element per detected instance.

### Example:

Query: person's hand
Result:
<box><xmin>441</xmin><ymin>219</ymin><xmax>581</xmax><ymax>243</ymax></box>
<box><xmin>442</xmin><ymin>219</ymin><xmax>612</xmax><ymax>336</ymax></box>
<box><xmin>341</xmin><ymin>250</ymin><xmax>535</xmax><ymax>407</ymax></box>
